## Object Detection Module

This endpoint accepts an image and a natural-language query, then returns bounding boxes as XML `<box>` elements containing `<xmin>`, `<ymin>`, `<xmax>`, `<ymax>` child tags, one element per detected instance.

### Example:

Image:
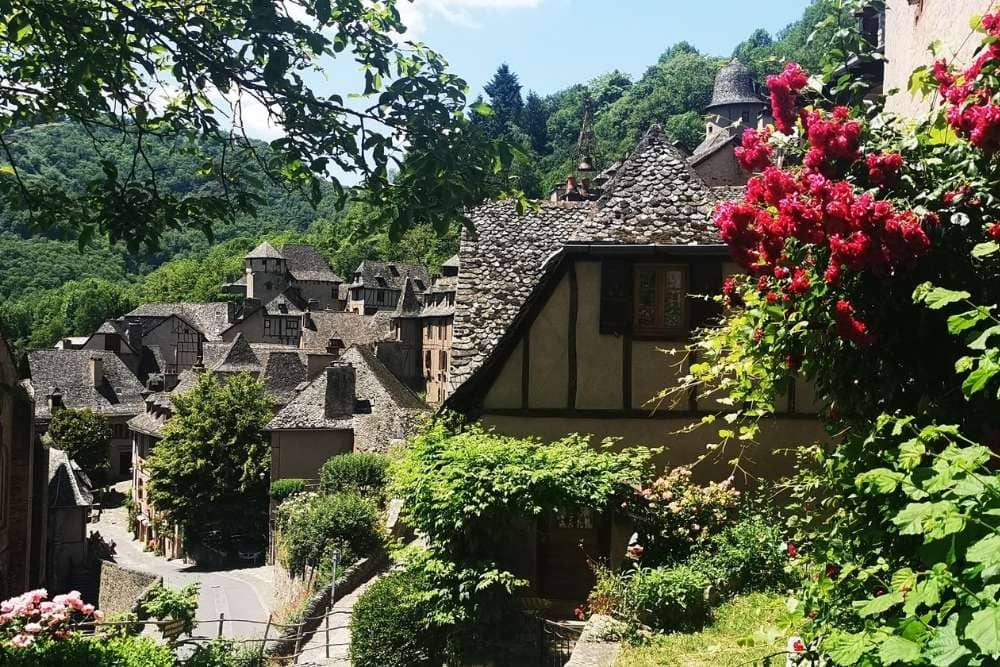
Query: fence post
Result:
<box><xmin>217</xmin><ymin>613</ymin><xmax>224</xmax><ymax>638</ymax></box>
<box><xmin>326</xmin><ymin>549</ymin><xmax>341</xmax><ymax>660</ymax></box>
<box><xmin>260</xmin><ymin>614</ymin><xmax>272</xmax><ymax>660</ymax></box>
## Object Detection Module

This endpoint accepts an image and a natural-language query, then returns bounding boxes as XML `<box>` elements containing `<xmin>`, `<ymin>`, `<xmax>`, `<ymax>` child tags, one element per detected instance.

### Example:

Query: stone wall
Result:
<box><xmin>884</xmin><ymin>0</ymin><xmax>994</xmax><ymax>118</ymax></box>
<box><xmin>97</xmin><ymin>560</ymin><xmax>161</xmax><ymax>617</ymax></box>
<box><xmin>565</xmin><ymin>615</ymin><xmax>622</xmax><ymax>667</ymax></box>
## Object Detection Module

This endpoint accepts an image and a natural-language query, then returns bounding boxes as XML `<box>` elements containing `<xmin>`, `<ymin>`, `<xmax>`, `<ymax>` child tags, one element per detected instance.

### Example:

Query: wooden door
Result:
<box><xmin>537</xmin><ymin>511</ymin><xmax>607</xmax><ymax>601</ymax></box>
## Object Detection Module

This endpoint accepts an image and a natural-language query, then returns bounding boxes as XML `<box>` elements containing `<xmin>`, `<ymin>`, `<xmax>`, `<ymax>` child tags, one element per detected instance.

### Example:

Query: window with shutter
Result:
<box><xmin>632</xmin><ymin>264</ymin><xmax>688</xmax><ymax>338</ymax></box>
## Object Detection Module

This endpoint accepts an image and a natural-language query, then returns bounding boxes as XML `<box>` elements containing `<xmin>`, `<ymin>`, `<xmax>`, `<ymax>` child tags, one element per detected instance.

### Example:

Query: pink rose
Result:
<box><xmin>24</xmin><ymin>622</ymin><xmax>42</xmax><ymax>634</ymax></box>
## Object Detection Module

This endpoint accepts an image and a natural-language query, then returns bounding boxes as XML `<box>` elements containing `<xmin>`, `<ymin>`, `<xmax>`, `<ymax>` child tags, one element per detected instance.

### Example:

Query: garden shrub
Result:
<box><xmin>693</xmin><ymin>514</ymin><xmax>788</xmax><ymax>592</ymax></box>
<box><xmin>627</xmin><ymin>564</ymin><xmax>712</xmax><ymax>631</ymax></box>
<box><xmin>0</xmin><ymin>634</ymin><xmax>173</xmax><ymax>666</ymax></box>
<box><xmin>276</xmin><ymin>491</ymin><xmax>382</xmax><ymax>576</ymax></box>
<box><xmin>319</xmin><ymin>452</ymin><xmax>389</xmax><ymax>498</ymax></box>
<box><xmin>349</xmin><ymin>569</ymin><xmax>446</xmax><ymax>667</ymax></box>
<box><xmin>628</xmin><ymin>466</ymin><xmax>741</xmax><ymax>566</ymax></box>
<box><xmin>269</xmin><ymin>478</ymin><xmax>305</xmax><ymax>502</ymax></box>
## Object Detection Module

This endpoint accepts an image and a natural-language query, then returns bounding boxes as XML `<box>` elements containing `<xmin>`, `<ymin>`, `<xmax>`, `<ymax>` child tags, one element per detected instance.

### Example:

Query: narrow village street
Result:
<box><xmin>93</xmin><ymin>482</ymin><xmax>275</xmax><ymax>642</ymax></box>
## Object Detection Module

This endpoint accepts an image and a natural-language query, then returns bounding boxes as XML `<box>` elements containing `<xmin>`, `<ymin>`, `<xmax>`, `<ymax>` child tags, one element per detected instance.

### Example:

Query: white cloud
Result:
<box><xmin>397</xmin><ymin>0</ymin><xmax>542</xmax><ymax>36</ymax></box>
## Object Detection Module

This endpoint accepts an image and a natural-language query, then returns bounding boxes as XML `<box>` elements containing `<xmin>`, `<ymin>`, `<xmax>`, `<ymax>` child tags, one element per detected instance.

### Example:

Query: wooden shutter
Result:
<box><xmin>600</xmin><ymin>260</ymin><xmax>631</xmax><ymax>335</ymax></box>
<box><xmin>689</xmin><ymin>260</ymin><xmax>723</xmax><ymax>331</ymax></box>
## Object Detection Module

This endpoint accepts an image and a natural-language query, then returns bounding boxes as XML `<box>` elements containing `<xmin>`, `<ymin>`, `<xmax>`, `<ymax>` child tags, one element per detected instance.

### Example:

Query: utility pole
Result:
<box><xmin>326</xmin><ymin>549</ymin><xmax>341</xmax><ymax>660</ymax></box>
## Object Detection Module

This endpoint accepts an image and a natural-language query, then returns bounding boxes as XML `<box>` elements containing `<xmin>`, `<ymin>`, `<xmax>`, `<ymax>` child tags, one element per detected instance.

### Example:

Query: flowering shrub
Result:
<box><xmin>628</xmin><ymin>466</ymin><xmax>740</xmax><ymax>565</ymax></box>
<box><xmin>0</xmin><ymin>589</ymin><xmax>103</xmax><ymax>649</ymax></box>
<box><xmin>676</xmin><ymin>6</ymin><xmax>1000</xmax><ymax>665</ymax></box>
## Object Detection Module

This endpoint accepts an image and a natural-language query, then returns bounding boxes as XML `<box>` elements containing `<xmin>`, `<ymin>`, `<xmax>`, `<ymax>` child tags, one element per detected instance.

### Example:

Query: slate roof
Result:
<box><xmin>246</xmin><ymin>241</ymin><xmax>284</xmax><ymax>259</ymax></box>
<box><xmin>451</xmin><ymin>124</ymin><xmax>724</xmax><ymax>390</ymax></box>
<box><xmin>575</xmin><ymin>125</ymin><xmax>719</xmax><ymax>245</ymax></box>
<box><xmin>298</xmin><ymin>311</ymin><xmax>393</xmax><ymax>351</ymax></box>
<box><xmin>265</xmin><ymin>292</ymin><xmax>306</xmax><ymax>316</ymax></box>
<box><xmin>451</xmin><ymin>200</ymin><xmax>590</xmax><ymax>388</ymax></box>
<box><xmin>281</xmin><ymin>244</ymin><xmax>343</xmax><ymax>283</ymax></box>
<box><xmin>350</xmin><ymin>261</ymin><xmax>430</xmax><ymax>293</ymax></box>
<box><xmin>29</xmin><ymin>350</ymin><xmax>145</xmax><ymax>421</ymax></box>
<box><xmin>690</xmin><ymin>125</ymin><xmax>740</xmax><ymax>165</ymax></box>
<box><xmin>48</xmin><ymin>448</ymin><xmax>94</xmax><ymax>508</ymax></box>
<box><xmin>125</xmin><ymin>303</ymin><xmax>232</xmax><ymax>340</ymax></box>
<box><xmin>705</xmin><ymin>60</ymin><xmax>767</xmax><ymax>110</ymax></box>
<box><xmin>392</xmin><ymin>277</ymin><xmax>423</xmax><ymax>318</ymax></box>
<box><xmin>267</xmin><ymin>346</ymin><xmax>427</xmax><ymax>451</ymax></box>
<box><xmin>127</xmin><ymin>405</ymin><xmax>169</xmax><ymax>438</ymax></box>
<box><xmin>205</xmin><ymin>335</ymin><xmax>311</xmax><ymax>406</ymax></box>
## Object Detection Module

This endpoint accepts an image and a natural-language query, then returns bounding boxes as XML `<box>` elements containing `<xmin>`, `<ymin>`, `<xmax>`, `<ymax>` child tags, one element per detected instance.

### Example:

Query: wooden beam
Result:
<box><xmin>567</xmin><ymin>262</ymin><xmax>578</xmax><ymax>410</ymax></box>
<box><xmin>521</xmin><ymin>332</ymin><xmax>531</xmax><ymax>410</ymax></box>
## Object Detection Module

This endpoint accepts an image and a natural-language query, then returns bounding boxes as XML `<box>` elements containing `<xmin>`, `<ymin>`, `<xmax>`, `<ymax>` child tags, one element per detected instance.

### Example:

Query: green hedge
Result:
<box><xmin>319</xmin><ymin>453</ymin><xmax>389</xmax><ymax>497</ymax></box>
<box><xmin>349</xmin><ymin>569</ymin><xmax>446</xmax><ymax>667</ymax></box>
<box><xmin>628</xmin><ymin>563</ymin><xmax>712</xmax><ymax>631</ymax></box>
<box><xmin>269</xmin><ymin>478</ymin><xmax>305</xmax><ymax>502</ymax></box>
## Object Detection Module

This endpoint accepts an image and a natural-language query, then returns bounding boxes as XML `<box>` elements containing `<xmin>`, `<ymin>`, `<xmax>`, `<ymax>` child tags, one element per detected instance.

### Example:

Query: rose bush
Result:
<box><xmin>0</xmin><ymin>589</ymin><xmax>103</xmax><ymax>649</ymax></box>
<box><xmin>676</xmin><ymin>6</ymin><xmax>1000</xmax><ymax>665</ymax></box>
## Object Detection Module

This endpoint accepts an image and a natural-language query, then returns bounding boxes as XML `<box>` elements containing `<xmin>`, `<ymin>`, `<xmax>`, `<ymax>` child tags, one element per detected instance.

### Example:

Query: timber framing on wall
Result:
<box><xmin>443</xmin><ymin>243</ymin><xmax>731</xmax><ymax>419</ymax></box>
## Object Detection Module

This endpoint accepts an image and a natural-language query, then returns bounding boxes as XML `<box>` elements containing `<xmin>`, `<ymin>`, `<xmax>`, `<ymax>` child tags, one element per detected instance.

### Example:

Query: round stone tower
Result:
<box><xmin>703</xmin><ymin>59</ymin><xmax>770</xmax><ymax>138</ymax></box>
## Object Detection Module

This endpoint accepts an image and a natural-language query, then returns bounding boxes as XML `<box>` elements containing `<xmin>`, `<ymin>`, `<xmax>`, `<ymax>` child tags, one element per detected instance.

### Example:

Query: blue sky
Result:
<box><xmin>395</xmin><ymin>0</ymin><xmax>814</xmax><ymax>98</ymax></box>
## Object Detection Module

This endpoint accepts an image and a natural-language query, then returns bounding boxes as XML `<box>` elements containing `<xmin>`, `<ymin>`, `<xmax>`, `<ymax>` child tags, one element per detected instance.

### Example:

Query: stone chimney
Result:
<box><xmin>126</xmin><ymin>320</ymin><xmax>143</xmax><ymax>351</ymax></box>
<box><xmin>48</xmin><ymin>387</ymin><xmax>63</xmax><ymax>413</ymax></box>
<box><xmin>90</xmin><ymin>356</ymin><xmax>104</xmax><ymax>387</ymax></box>
<box><xmin>226</xmin><ymin>301</ymin><xmax>236</xmax><ymax>324</ymax></box>
<box><xmin>324</xmin><ymin>362</ymin><xmax>355</xmax><ymax>418</ymax></box>
<box><xmin>326</xmin><ymin>337</ymin><xmax>345</xmax><ymax>358</ymax></box>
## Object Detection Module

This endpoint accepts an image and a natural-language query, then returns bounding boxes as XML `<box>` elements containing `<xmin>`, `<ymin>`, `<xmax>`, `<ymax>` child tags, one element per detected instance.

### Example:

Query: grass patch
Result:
<box><xmin>616</xmin><ymin>592</ymin><xmax>798</xmax><ymax>667</ymax></box>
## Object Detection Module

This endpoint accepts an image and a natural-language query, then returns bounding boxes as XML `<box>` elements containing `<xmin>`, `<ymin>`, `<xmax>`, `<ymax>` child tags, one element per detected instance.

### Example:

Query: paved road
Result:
<box><xmin>294</xmin><ymin>575</ymin><xmax>380</xmax><ymax>665</ymax></box>
<box><xmin>92</xmin><ymin>485</ymin><xmax>274</xmax><ymax>642</ymax></box>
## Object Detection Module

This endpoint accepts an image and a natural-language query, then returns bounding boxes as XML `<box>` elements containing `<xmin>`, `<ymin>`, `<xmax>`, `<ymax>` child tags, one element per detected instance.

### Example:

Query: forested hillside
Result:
<box><xmin>0</xmin><ymin>1</ymin><xmax>834</xmax><ymax>360</ymax></box>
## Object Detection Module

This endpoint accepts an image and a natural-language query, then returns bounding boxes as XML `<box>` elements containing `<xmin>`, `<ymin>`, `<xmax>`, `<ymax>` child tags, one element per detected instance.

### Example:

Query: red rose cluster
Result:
<box><xmin>715</xmin><ymin>64</ymin><xmax>934</xmax><ymax>347</ymax></box>
<box><xmin>934</xmin><ymin>13</ymin><xmax>1000</xmax><ymax>154</ymax></box>
<box><xmin>735</xmin><ymin>127</ymin><xmax>773</xmax><ymax>172</ymax></box>
<box><xmin>767</xmin><ymin>63</ymin><xmax>809</xmax><ymax>134</ymax></box>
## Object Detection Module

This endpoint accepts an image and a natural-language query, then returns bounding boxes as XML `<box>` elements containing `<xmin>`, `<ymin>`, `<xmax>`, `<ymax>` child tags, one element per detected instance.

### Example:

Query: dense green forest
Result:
<box><xmin>0</xmin><ymin>1</ymin><xmax>833</xmax><ymax>360</ymax></box>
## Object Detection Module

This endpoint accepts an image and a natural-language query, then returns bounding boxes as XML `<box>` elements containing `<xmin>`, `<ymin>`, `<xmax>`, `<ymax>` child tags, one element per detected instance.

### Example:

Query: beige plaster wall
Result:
<box><xmin>481</xmin><ymin>415</ymin><xmax>827</xmax><ymax>483</ymax></box>
<box><xmin>576</xmin><ymin>262</ymin><xmax>624</xmax><ymax>410</ymax></box>
<box><xmin>884</xmin><ymin>0</ymin><xmax>994</xmax><ymax>118</ymax></box>
<box><xmin>692</xmin><ymin>147</ymin><xmax>748</xmax><ymax>188</ymax></box>
<box><xmin>484</xmin><ymin>341</ymin><xmax>523</xmax><ymax>409</ymax></box>
<box><xmin>528</xmin><ymin>274</ymin><xmax>570</xmax><ymax>409</ymax></box>
<box><xmin>270</xmin><ymin>429</ymin><xmax>353</xmax><ymax>481</ymax></box>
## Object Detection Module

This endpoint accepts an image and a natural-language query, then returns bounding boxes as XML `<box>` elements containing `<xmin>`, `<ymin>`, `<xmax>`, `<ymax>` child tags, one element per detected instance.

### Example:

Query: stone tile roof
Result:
<box><xmin>705</xmin><ymin>59</ymin><xmax>767</xmax><ymax>110</ymax></box>
<box><xmin>48</xmin><ymin>448</ymin><xmax>94</xmax><ymax>508</ymax></box>
<box><xmin>299</xmin><ymin>311</ymin><xmax>393</xmax><ymax>351</ymax></box>
<box><xmin>281</xmin><ymin>244</ymin><xmax>343</xmax><ymax>283</ymax></box>
<box><xmin>267</xmin><ymin>346</ymin><xmax>427</xmax><ymax>452</ymax></box>
<box><xmin>690</xmin><ymin>124</ymin><xmax>739</xmax><ymax>164</ymax></box>
<box><xmin>350</xmin><ymin>261</ymin><xmax>430</xmax><ymax>292</ymax></box>
<box><xmin>29</xmin><ymin>350</ymin><xmax>145</xmax><ymax>421</ymax></box>
<box><xmin>246</xmin><ymin>241</ymin><xmax>283</xmax><ymax>259</ymax></box>
<box><xmin>127</xmin><ymin>407</ymin><xmax>168</xmax><ymax>438</ymax></box>
<box><xmin>392</xmin><ymin>277</ymin><xmax>423</xmax><ymax>318</ymax></box>
<box><xmin>574</xmin><ymin>126</ymin><xmax>719</xmax><ymax>245</ymax></box>
<box><xmin>451</xmin><ymin>124</ymin><xmax>723</xmax><ymax>390</ymax></box>
<box><xmin>450</xmin><ymin>200</ymin><xmax>591</xmax><ymax>388</ymax></box>
<box><xmin>206</xmin><ymin>336</ymin><xmax>310</xmax><ymax>406</ymax></box>
<box><xmin>265</xmin><ymin>292</ymin><xmax>306</xmax><ymax>316</ymax></box>
<box><xmin>125</xmin><ymin>303</ymin><xmax>232</xmax><ymax>341</ymax></box>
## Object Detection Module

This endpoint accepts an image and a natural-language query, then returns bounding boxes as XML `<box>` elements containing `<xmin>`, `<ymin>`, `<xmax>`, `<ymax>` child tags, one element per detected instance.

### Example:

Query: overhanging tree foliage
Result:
<box><xmin>47</xmin><ymin>408</ymin><xmax>112</xmax><ymax>483</ymax></box>
<box><xmin>0</xmin><ymin>0</ymin><xmax>514</xmax><ymax>251</ymax></box>
<box><xmin>146</xmin><ymin>372</ymin><xmax>272</xmax><ymax>540</ymax></box>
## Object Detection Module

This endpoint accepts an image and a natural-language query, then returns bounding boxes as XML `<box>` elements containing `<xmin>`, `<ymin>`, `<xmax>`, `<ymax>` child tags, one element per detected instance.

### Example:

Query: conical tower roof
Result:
<box><xmin>704</xmin><ymin>60</ymin><xmax>767</xmax><ymax>111</ymax></box>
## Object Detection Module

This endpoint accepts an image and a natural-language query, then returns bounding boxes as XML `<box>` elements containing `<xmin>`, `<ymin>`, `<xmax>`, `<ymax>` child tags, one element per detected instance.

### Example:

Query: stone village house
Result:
<box><xmin>443</xmin><ymin>124</ymin><xmax>828</xmax><ymax>604</ymax></box>
<box><xmin>27</xmin><ymin>350</ymin><xmax>146</xmax><ymax>480</ymax></box>
<box><xmin>434</xmin><ymin>0</ymin><xmax>989</xmax><ymax>610</ymax></box>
